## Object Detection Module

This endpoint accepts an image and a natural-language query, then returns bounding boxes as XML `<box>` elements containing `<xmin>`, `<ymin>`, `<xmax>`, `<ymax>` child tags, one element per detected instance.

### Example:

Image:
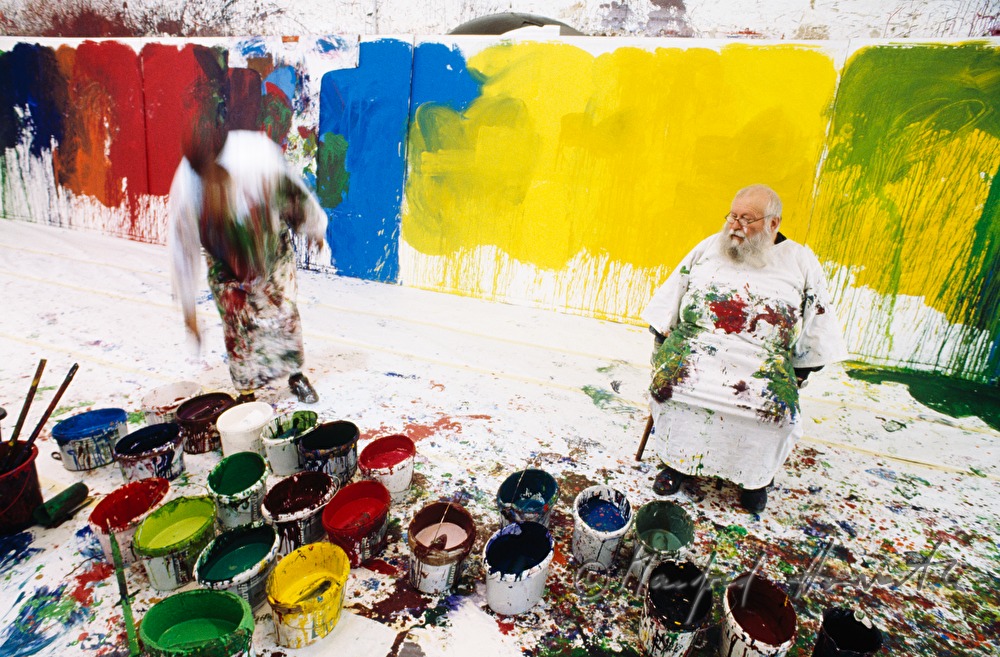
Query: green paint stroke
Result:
<box><xmin>814</xmin><ymin>42</ymin><xmax>1000</xmax><ymax>381</ymax></box>
<box><xmin>847</xmin><ymin>364</ymin><xmax>1000</xmax><ymax>431</ymax></box>
<box><xmin>317</xmin><ymin>132</ymin><xmax>350</xmax><ymax>208</ymax></box>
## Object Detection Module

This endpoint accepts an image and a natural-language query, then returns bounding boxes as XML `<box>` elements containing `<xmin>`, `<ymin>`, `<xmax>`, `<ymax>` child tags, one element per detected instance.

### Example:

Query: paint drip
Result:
<box><xmin>266</xmin><ymin>541</ymin><xmax>351</xmax><ymax>648</ymax></box>
<box><xmin>88</xmin><ymin>477</ymin><xmax>170</xmax><ymax>566</ymax></box>
<box><xmin>139</xmin><ymin>588</ymin><xmax>254</xmax><ymax>657</ymax></box>
<box><xmin>320</xmin><ymin>479</ymin><xmax>390</xmax><ymax>566</ymax></box>
<box><xmin>407</xmin><ymin>501</ymin><xmax>477</xmax><ymax>595</ymax></box>
<box><xmin>262</xmin><ymin>469</ymin><xmax>337</xmax><ymax>556</ymax></box>
<box><xmin>175</xmin><ymin>392</ymin><xmax>235</xmax><ymax>454</ymax></box>
<box><xmin>298</xmin><ymin>420</ymin><xmax>359</xmax><ymax>486</ymax></box>
<box><xmin>483</xmin><ymin>521</ymin><xmax>554</xmax><ymax>616</ymax></box>
<box><xmin>51</xmin><ymin>408</ymin><xmax>127</xmax><ymax>471</ymax></box>
<box><xmin>195</xmin><ymin>523</ymin><xmax>281</xmax><ymax>610</ymax></box>
<box><xmin>114</xmin><ymin>422</ymin><xmax>186</xmax><ymax>482</ymax></box>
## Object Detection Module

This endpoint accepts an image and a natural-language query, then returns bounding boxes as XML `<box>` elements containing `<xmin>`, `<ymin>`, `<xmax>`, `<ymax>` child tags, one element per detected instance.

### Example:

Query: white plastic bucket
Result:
<box><xmin>407</xmin><ymin>501</ymin><xmax>476</xmax><ymax>595</ymax></box>
<box><xmin>216</xmin><ymin>401</ymin><xmax>274</xmax><ymax>456</ymax></box>
<box><xmin>483</xmin><ymin>521</ymin><xmax>553</xmax><ymax>616</ymax></box>
<box><xmin>141</xmin><ymin>381</ymin><xmax>202</xmax><ymax>425</ymax></box>
<box><xmin>572</xmin><ymin>485</ymin><xmax>632</xmax><ymax>569</ymax></box>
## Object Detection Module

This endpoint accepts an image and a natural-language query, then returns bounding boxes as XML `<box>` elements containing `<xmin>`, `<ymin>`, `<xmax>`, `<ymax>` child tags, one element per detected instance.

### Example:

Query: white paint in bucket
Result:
<box><xmin>572</xmin><ymin>485</ymin><xmax>632</xmax><ymax>570</ymax></box>
<box><xmin>216</xmin><ymin>401</ymin><xmax>274</xmax><ymax>456</ymax></box>
<box><xmin>141</xmin><ymin>381</ymin><xmax>202</xmax><ymax>425</ymax></box>
<box><xmin>483</xmin><ymin>521</ymin><xmax>554</xmax><ymax>616</ymax></box>
<box><xmin>407</xmin><ymin>501</ymin><xmax>477</xmax><ymax>595</ymax></box>
<box><xmin>721</xmin><ymin>573</ymin><xmax>797</xmax><ymax>657</ymax></box>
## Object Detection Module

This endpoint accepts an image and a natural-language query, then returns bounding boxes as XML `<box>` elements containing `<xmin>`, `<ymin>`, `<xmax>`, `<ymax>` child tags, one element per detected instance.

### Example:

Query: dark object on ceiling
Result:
<box><xmin>449</xmin><ymin>13</ymin><xmax>584</xmax><ymax>36</ymax></box>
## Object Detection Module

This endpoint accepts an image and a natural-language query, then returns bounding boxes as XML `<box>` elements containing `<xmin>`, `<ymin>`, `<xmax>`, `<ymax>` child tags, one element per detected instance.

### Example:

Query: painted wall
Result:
<box><xmin>1</xmin><ymin>33</ymin><xmax>999</xmax><ymax>384</ymax></box>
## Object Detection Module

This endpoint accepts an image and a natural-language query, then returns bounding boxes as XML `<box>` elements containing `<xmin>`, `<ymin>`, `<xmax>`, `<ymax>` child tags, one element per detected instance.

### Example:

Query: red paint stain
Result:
<box><xmin>710</xmin><ymin>297</ymin><xmax>748</xmax><ymax>333</ymax></box>
<box><xmin>228</xmin><ymin>68</ymin><xmax>262</xmax><ymax>131</ymax></box>
<box><xmin>365</xmin><ymin>558</ymin><xmax>399</xmax><ymax>576</ymax></box>
<box><xmin>70</xmin><ymin>561</ymin><xmax>114</xmax><ymax>606</ymax></box>
<box><xmin>732</xmin><ymin>380</ymin><xmax>749</xmax><ymax>395</ymax></box>
<box><xmin>360</xmin><ymin>414</ymin><xmax>491</xmax><ymax>442</ymax></box>
<box><xmin>496</xmin><ymin>618</ymin><xmax>515</xmax><ymax>634</ymax></box>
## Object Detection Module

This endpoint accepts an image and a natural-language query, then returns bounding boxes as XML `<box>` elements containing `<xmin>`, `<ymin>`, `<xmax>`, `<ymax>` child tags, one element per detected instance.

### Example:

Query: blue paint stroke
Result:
<box><xmin>235</xmin><ymin>37</ymin><xmax>268</xmax><ymax>58</ymax></box>
<box><xmin>317</xmin><ymin>37</ymin><xmax>352</xmax><ymax>53</ymax></box>
<box><xmin>74</xmin><ymin>526</ymin><xmax>103</xmax><ymax>562</ymax></box>
<box><xmin>0</xmin><ymin>532</ymin><xmax>42</xmax><ymax>578</ymax></box>
<box><xmin>0</xmin><ymin>585</ymin><xmax>88</xmax><ymax>657</ymax></box>
<box><xmin>0</xmin><ymin>43</ymin><xmax>67</xmax><ymax>155</ymax></box>
<box><xmin>319</xmin><ymin>39</ymin><xmax>414</xmax><ymax>282</ymax></box>
<box><xmin>264</xmin><ymin>66</ymin><xmax>296</xmax><ymax>103</ymax></box>
<box><xmin>410</xmin><ymin>42</ymin><xmax>483</xmax><ymax>120</ymax></box>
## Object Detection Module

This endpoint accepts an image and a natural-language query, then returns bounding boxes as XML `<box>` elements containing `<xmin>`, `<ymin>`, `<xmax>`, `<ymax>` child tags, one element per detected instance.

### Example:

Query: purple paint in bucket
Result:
<box><xmin>640</xmin><ymin>560</ymin><xmax>713</xmax><ymax>657</ymax></box>
<box><xmin>262</xmin><ymin>470</ymin><xmax>338</xmax><ymax>556</ymax></box>
<box><xmin>298</xmin><ymin>421</ymin><xmax>359</xmax><ymax>487</ymax></box>
<box><xmin>811</xmin><ymin>608</ymin><xmax>883</xmax><ymax>657</ymax></box>
<box><xmin>0</xmin><ymin>443</ymin><xmax>43</xmax><ymax>535</ymax></box>
<box><xmin>175</xmin><ymin>392</ymin><xmax>235</xmax><ymax>454</ymax></box>
<box><xmin>484</xmin><ymin>521</ymin><xmax>554</xmax><ymax>616</ymax></box>
<box><xmin>51</xmin><ymin>408</ymin><xmax>127</xmax><ymax>471</ymax></box>
<box><xmin>722</xmin><ymin>572</ymin><xmax>797</xmax><ymax>657</ymax></box>
<box><xmin>407</xmin><ymin>501</ymin><xmax>477</xmax><ymax>595</ymax></box>
<box><xmin>114</xmin><ymin>422</ymin><xmax>185</xmax><ymax>482</ymax></box>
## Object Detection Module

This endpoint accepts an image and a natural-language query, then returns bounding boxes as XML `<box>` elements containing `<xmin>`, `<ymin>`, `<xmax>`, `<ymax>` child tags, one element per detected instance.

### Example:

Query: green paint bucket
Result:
<box><xmin>207</xmin><ymin>451</ymin><xmax>268</xmax><ymax>530</ymax></box>
<box><xmin>133</xmin><ymin>496</ymin><xmax>216</xmax><ymax>592</ymax></box>
<box><xmin>625</xmin><ymin>501</ymin><xmax>694</xmax><ymax>592</ymax></box>
<box><xmin>139</xmin><ymin>589</ymin><xmax>253</xmax><ymax>657</ymax></box>
<box><xmin>195</xmin><ymin>523</ymin><xmax>281</xmax><ymax>610</ymax></box>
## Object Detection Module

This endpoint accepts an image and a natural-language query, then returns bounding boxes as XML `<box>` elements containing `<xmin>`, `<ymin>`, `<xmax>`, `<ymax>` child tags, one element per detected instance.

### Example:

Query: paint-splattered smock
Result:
<box><xmin>641</xmin><ymin>234</ymin><xmax>848</xmax><ymax>488</ymax></box>
<box><xmin>168</xmin><ymin>130</ymin><xmax>328</xmax><ymax>391</ymax></box>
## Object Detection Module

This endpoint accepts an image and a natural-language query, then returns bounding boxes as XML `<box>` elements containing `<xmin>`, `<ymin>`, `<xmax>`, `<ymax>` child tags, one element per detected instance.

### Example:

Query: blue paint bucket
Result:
<box><xmin>483</xmin><ymin>521</ymin><xmax>554</xmax><ymax>616</ymax></box>
<box><xmin>114</xmin><ymin>422</ymin><xmax>186</xmax><ymax>482</ymax></box>
<box><xmin>496</xmin><ymin>469</ymin><xmax>559</xmax><ymax>527</ymax></box>
<box><xmin>51</xmin><ymin>408</ymin><xmax>127</xmax><ymax>471</ymax></box>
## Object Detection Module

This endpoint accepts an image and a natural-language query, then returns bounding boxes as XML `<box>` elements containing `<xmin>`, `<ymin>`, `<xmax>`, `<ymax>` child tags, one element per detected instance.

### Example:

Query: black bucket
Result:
<box><xmin>812</xmin><ymin>608</ymin><xmax>884</xmax><ymax>656</ymax></box>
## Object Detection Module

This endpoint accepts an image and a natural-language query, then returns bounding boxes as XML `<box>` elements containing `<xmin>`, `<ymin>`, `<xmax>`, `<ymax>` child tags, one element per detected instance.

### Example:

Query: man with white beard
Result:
<box><xmin>641</xmin><ymin>184</ymin><xmax>847</xmax><ymax>512</ymax></box>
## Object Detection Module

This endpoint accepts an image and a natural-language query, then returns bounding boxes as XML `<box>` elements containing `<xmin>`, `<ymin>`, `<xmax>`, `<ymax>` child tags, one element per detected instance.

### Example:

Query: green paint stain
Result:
<box><xmin>847</xmin><ymin>364</ymin><xmax>1000</xmax><ymax>431</ymax></box>
<box><xmin>317</xmin><ymin>132</ymin><xmax>350</xmax><ymax>208</ymax></box>
<box><xmin>52</xmin><ymin>401</ymin><xmax>95</xmax><ymax>417</ymax></box>
<box><xmin>582</xmin><ymin>385</ymin><xmax>616</xmax><ymax>408</ymax></box>
<box><xmin>126</xmin><ymin>410</ymin><xmax>145</xmax><ymax>424</ymax></box>
<box><xmin>724</xmin><ymin>524</ymin><xmax>749</xmax><ymax>536</ymax></box>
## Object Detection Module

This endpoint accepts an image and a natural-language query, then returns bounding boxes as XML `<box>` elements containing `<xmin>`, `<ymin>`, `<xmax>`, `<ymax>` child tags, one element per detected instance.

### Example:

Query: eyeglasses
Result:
<box><xmin>725</xmin><ymin>212</ymin><xmax>770</xmax><ymax>227</ymax></box>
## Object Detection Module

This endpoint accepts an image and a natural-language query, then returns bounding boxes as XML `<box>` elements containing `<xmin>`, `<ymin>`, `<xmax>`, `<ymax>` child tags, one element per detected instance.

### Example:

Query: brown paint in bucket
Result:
<box><xmin>175</xmin><ymin>392</ymin><xmax>235</xmax><ymax>454</ymax></box>
<box><xmin>407</xmin><ymin>501</ymin><xmax>477</xmax><ymax>595</ymax></box>
<box><xmin>262</xmin><ymin>470</ymin><xmax>338</xmax><ymax>556</ymax></box>
<box><xmin>722</xmin><ymin>572</ymin><xmax>797</xmax><ymax>656</ymax></box>
<box><xmin>0</xmin><ymin>443</ymin><xmax>43</xmax><ymax>535</ymax></box>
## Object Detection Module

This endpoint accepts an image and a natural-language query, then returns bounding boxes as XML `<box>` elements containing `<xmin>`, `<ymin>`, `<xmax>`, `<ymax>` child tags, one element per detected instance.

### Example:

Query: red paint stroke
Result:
<box><xmin>496</xmin><ymin>618</ymin><xmax>516</xmax><ymax>635</ymax></box>
<box><xmin>70</xmin><ymin>561</ymin><xmax>114</xmax><ymax>606</ymax></box>
<box><xmin>361</xmin><ymin>414</ymin><xmax>490</xmax><ymax>442</ymax></box>
<box><xmin>710</xmin><ymin>297</ymin><xmax>748</xmax><ymax>334</ymax></box>
<box><xmin>364</xmin><ymin>558</ymin><xmax>398</xmax><ymax>576</ymax></box>
<box><xmin>732</xmin><ymin>380</ymin><xmax>749</xmax><ymax>395</ymax></box>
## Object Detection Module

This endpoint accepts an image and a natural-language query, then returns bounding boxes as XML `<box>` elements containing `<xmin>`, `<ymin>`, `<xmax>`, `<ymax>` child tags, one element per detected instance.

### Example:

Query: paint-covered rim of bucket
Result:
<box><xmin>208</xmin><ymin>451</ymin><xmax>268</xmax><ymax>500</ymax></box>
<box><xmin>573</xmin><ymin>484</ymin><xmax>633</xmax><ymax>535</ymax></box>
<box><xmin>645</xmin><ymin>559</ymin><xmax>714</xmax><ymax>630</ymax></box>
<box><xmin>195</xmin><ymin>523</ymin><xmax>280</xmax><ymax>586</ymax></box>
<box><xmin>216</xmin><ymin>401</ymin><xmax>274</xmax><ymax>433</ymax></box>
<box><xmin>267</xmin><ymin>541</ymin><xmax>351</xmax><ymax>614</ymax></box>
<box><xmin>51</xmin><ymin>408</ymin><xmax>127</xmax><ymax>441</ymax></box>
<box><xmin>408</xmin><ymin>500</ymin><xmax>477</xmax><ymax>565</ymax></box>
<box><xmin>321</xmin><ymin>479</ymin><xmax>391</xmax><ymax>533</ymax></box>
<box><xmin>261</xmin><ymin>410</ymin><xmax>319</xmax><ymax>444</ymax></box>
<box><xmin>175</xmin><ymin>392</ymin><xmax>236</xmax><ymax>423</ymax></box>
<box><xmin>358</xmin><ymin>434</ymin><xmax>416</xmax><ymax>471</ymax></box>
<box><xmin>299</xmin><ymin>420</ymin><xmax>360</xmax><ymax>451</ymax></box>
<box><xmin>133</xmin><ymin>495</ymin><xmax>216</xmax><ymax>558</ymax></box>
<box><xmin>262</xmin><ymin>470</ymin><xmax>337</xmax><ymax>523</ymax></box>
<box><xmin>725</xmin><ymin>572</ymin><xmax>797</xmax><ymax>647</ymax></box>
<box><xmin>89</xmin><ymin>477</ymin><xmax>170</xmax><ymax>533</ymax></box>
<box><xmin>114</xmin><ymin>423</ymin><xmax>182</xmax><ymax>458</ymax></box>
<box><xmin>496</xmin><ymin>468</ymin><xmax>559</xmax><ymax>516</ymax></box>
<box><xmin>139</xmin><ymin>588</ymin><xmax>253</xmax><ymax>654</ymax></box>
<box><xmin>634</xmin><ymin>499</ymin><xmax>695</xmax><ymax>552</ymax></box>
<box><xmin>0</xmin><ymin>442</ymin><xmax>39</xmax><ymax>478</ymax></box>
<box><xmin>483</xmin><ymin>520</ymin><xmax>554</xmax><ymax>578</ymax></box>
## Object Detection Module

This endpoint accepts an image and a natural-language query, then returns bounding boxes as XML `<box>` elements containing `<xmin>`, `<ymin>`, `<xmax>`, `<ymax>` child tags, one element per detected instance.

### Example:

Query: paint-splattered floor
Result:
<box><xmin>1</xmin><ymin>221</ymin><xmax>997</xmax><ymax>657</ymax></box>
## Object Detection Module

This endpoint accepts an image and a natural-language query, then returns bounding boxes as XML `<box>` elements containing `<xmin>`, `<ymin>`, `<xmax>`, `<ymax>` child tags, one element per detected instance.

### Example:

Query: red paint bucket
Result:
<box><xmin>175</xmin><ymin>392</ymin><xmax>235</xmax><ymax>454</ymax></box>
<box><xmin>88</xmin><ymin>477</ymin><xmax>170</xmax><ymax>566</ymax></box>
<box><xmin>321</xmin><ymin>479</ymin><xmax>391</xmax><ymax>567</ymax></box>
<box><xmin>0</xmin><ymin>443</ymin><xmax>43</xmax><ymax>535</ymax></box>
<box><xmin>358</xmin><ymin>434</ymin><xmax>415</xmax><ymax>502</ymax></box>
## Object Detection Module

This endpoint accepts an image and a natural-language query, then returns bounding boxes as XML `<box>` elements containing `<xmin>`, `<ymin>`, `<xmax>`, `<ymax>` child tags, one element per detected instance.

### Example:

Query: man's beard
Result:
<box><xmin>718</xmin><ymin>224</ymin><xmax>774</xmax><ymax>268</ymax></box>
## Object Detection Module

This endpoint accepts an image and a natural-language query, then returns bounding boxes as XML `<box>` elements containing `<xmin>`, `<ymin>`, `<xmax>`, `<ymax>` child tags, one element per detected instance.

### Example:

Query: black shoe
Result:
<box><xmin>289</xmin><ymin>373</ymin><xmax>318</xmax><ymax>404</ymax></box>
<box><xmin>653</xmin><ymin>466</ymin><xmax>686</xmax><ymax>496</ymax></box>
<box><xmin>740</xmin><ymin>487</ymin><xmax>768</xmax><ymax>513</ymax></box>
<box><xmin>236</xmin><ymin>392</ymin><xmax>256</xmax><ymax>403</ymax></box>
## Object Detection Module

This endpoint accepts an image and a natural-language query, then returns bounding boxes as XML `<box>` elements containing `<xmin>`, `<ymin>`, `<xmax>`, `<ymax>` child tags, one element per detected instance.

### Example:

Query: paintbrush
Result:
<box><xmin>1</xmin><ymin>363</ymin><xmax>78</xmax><ymax>474</ymax></box>
<box><xmin>3</xmin><ymin>358</ymin><xmax>46</xmax><ymax>450</ymax></box>
<box><xmin>109</xmin><ymin>530</ymin><xmax>141</xmax><ymax>656</ymax></box>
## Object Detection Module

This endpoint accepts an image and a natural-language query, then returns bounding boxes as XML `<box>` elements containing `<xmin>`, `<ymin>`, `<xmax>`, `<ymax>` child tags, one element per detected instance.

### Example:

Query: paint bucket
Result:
<box><xmin>496</xmin><ymin>468</ymin><xmax>559</xmax><ymax>527</ymax></box>
<box><xmin>266</xmin><ymin>541</ymin><xmax>351</xmax><ymax>648</ymax></box>
<box><xmin>195</xmin><ymin>523</ymin><xmax>281</xmax><ymax>610</ymax></box>
<box><xmin>625</xmin><ymin>501</ymin><xmax>695</xmax><ymax>592</ymax></box>
<box><xmin>640</xmin><ymin>560</ymin><xmax>714</xmax><ymax>657</ymax></box>
<box><xmin>298</xmin><ymin>420</ymin><xmax>359</xmax><ymax>487</ymax></box>
<box><xmin>321</xmin><ymin>479</ymin><xmax>391</xmax><ymax>567</ymax></box>
<box><xmin>261</xmin><ymin>410</ymin><xmax>318</xmax><ymax>476</ymax></box>
<box><xmin>114</xmin><ymin>423</ymin><xmax>186</xmax><ymax>482</ymax></box>
<box><xmin>483</xmin><ymin>521</ymin><xmax>554</xmax><ymax>616</ymax></box>
<box><xmin>721</xmin><ymin>573</ymin><xmax>797</xmax><ymax>657</ymax></box>
<box><xmin>407</xmin><ymin>501</ymin><xmax>477</xmax><ymax>595</ymax></box>
<box><xmin>133</xmin><ymin>495</ymin><xmax>217</xmax><ymax>591</ymax></box>
<box><xmin>0</xmin><ymin>443</ymin><xmax>43</xmax><ymax>535</ymax></box>
<box><xmin>811</xmin><ymin>608</ymin><xmax>884</xmax><ymax>656</ymax></box>
<box><xmin>88</xmin><ymin>477</ymin><xmax>170</xmax><ymax>566</ymax></box>
<box><xmin>50</xmin><ymin>408</ymin><xmax>127</xmax><ymax>471</ymax></box>
<box><xmin>216</xmin><ymin>400</ymin><xmax>274</xmax><ymax>456</ymax></box>
<box><xmin>175</xmin><ymin>392</ymin><xmax>235</xmax><ymax>454</ymax></box>
<box><xmin>141</xmin><ymin>380</ymin><xmax>202</xmax><ymax>425</ymax></box>
<box><xmin>572</xmin><ymin>485</ymin><xmax>633</xmax><ymax>570</ymax></box>
<box><xmin>207</xmin><ymin>451</ymin><xmax>269</xmax><ymax>530</ymax></box>
<box><xmin>358</xmin><ymin>434</ymin><xmax>416</xmax><ymax>502</ymax></box>
<box><xmin>262</xmin><ymin>470</ymin><xmax>337</xmax><ymax>557</ymax></box>
<box><xmin>139</xmin><ymin>589</ymin><xmax>253</xmax><ymax>657</ymax></box>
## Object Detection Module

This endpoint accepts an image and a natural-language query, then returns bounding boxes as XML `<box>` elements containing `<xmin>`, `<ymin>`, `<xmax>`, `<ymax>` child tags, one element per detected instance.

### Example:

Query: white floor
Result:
<box><xmin>0</xmin><ymin>220</ymin><xmax>997</xmax><ymax>657</ymax></box>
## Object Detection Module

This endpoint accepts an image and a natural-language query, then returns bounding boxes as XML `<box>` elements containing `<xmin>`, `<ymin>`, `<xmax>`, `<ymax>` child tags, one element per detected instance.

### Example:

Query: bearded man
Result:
<box><xmin>642</xmin><ymin>184</ymin><xmax>847</xmax><ymax>512</ymax></box>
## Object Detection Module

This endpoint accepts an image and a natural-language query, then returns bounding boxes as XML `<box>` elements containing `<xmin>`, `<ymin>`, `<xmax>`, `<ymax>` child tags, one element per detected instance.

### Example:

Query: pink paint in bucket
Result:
<box><xmin>722</xmin><ymin>573</ymin><xmax>797</xmax><ymax>657</ymax></box>
<box><xmin>175</xmin><ymin>392</ymin><xmax>235</xmax><ymax>454</ymax></box>
<box><xmin>88</xmin><ymin>477</ymin><xmax>170</xmax><ymax>566</ymax></box>
<box><xmin>640</xmin><ymin>560</ymin><xmax>714</xmax><ymax>657</ymax></box>
<box><xmin>484</xmin><ymin>521</ymin><xmax>554</xmax><ymax>616</ymax></box>
<box><xmin>262</xmin><ymin>470</ymin><xmax>338</xmax><ymax>557</ymax></box>
<box><xmin>0</xmin><ymin>443</ymin><xmax>43</xmax><ymax>535</ymax></box>
<box><xmin>141</xmin><ymin>381</ymin><xmax>202</xmax><ymax>425</ymax></box>
<box><xmin>359</xmin><ymin>434</ymin><xmax>416</xmax><ymax>502</ymax></box>
<box><xmin>321</xmin><ymin>479</ymin><xmax>391</xmax><ymax>567</ymax></box>
<box><xmin>407</xmin><ymin>501</ymin><xmax>477</xmax><ymax>595</ymax></box>
<box><xmin>216</xmin><ymin>401</ymin><xmax>274</xmax><ymax>456</ymax></box>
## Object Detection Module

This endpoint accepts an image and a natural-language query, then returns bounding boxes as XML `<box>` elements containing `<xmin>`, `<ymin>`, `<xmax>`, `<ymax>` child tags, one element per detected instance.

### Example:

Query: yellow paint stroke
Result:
<box><xmin>403</xmin><ymin>42</ymin><xmax>838</xmax><ymax>319</ymax></box>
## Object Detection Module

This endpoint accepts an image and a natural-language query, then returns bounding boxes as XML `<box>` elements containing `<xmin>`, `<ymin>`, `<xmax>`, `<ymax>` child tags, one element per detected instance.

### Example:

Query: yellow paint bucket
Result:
<box><xmin>265</xmin><ymin>541</ymin><xmax>351</xmax><ymax>648</ymax></box>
